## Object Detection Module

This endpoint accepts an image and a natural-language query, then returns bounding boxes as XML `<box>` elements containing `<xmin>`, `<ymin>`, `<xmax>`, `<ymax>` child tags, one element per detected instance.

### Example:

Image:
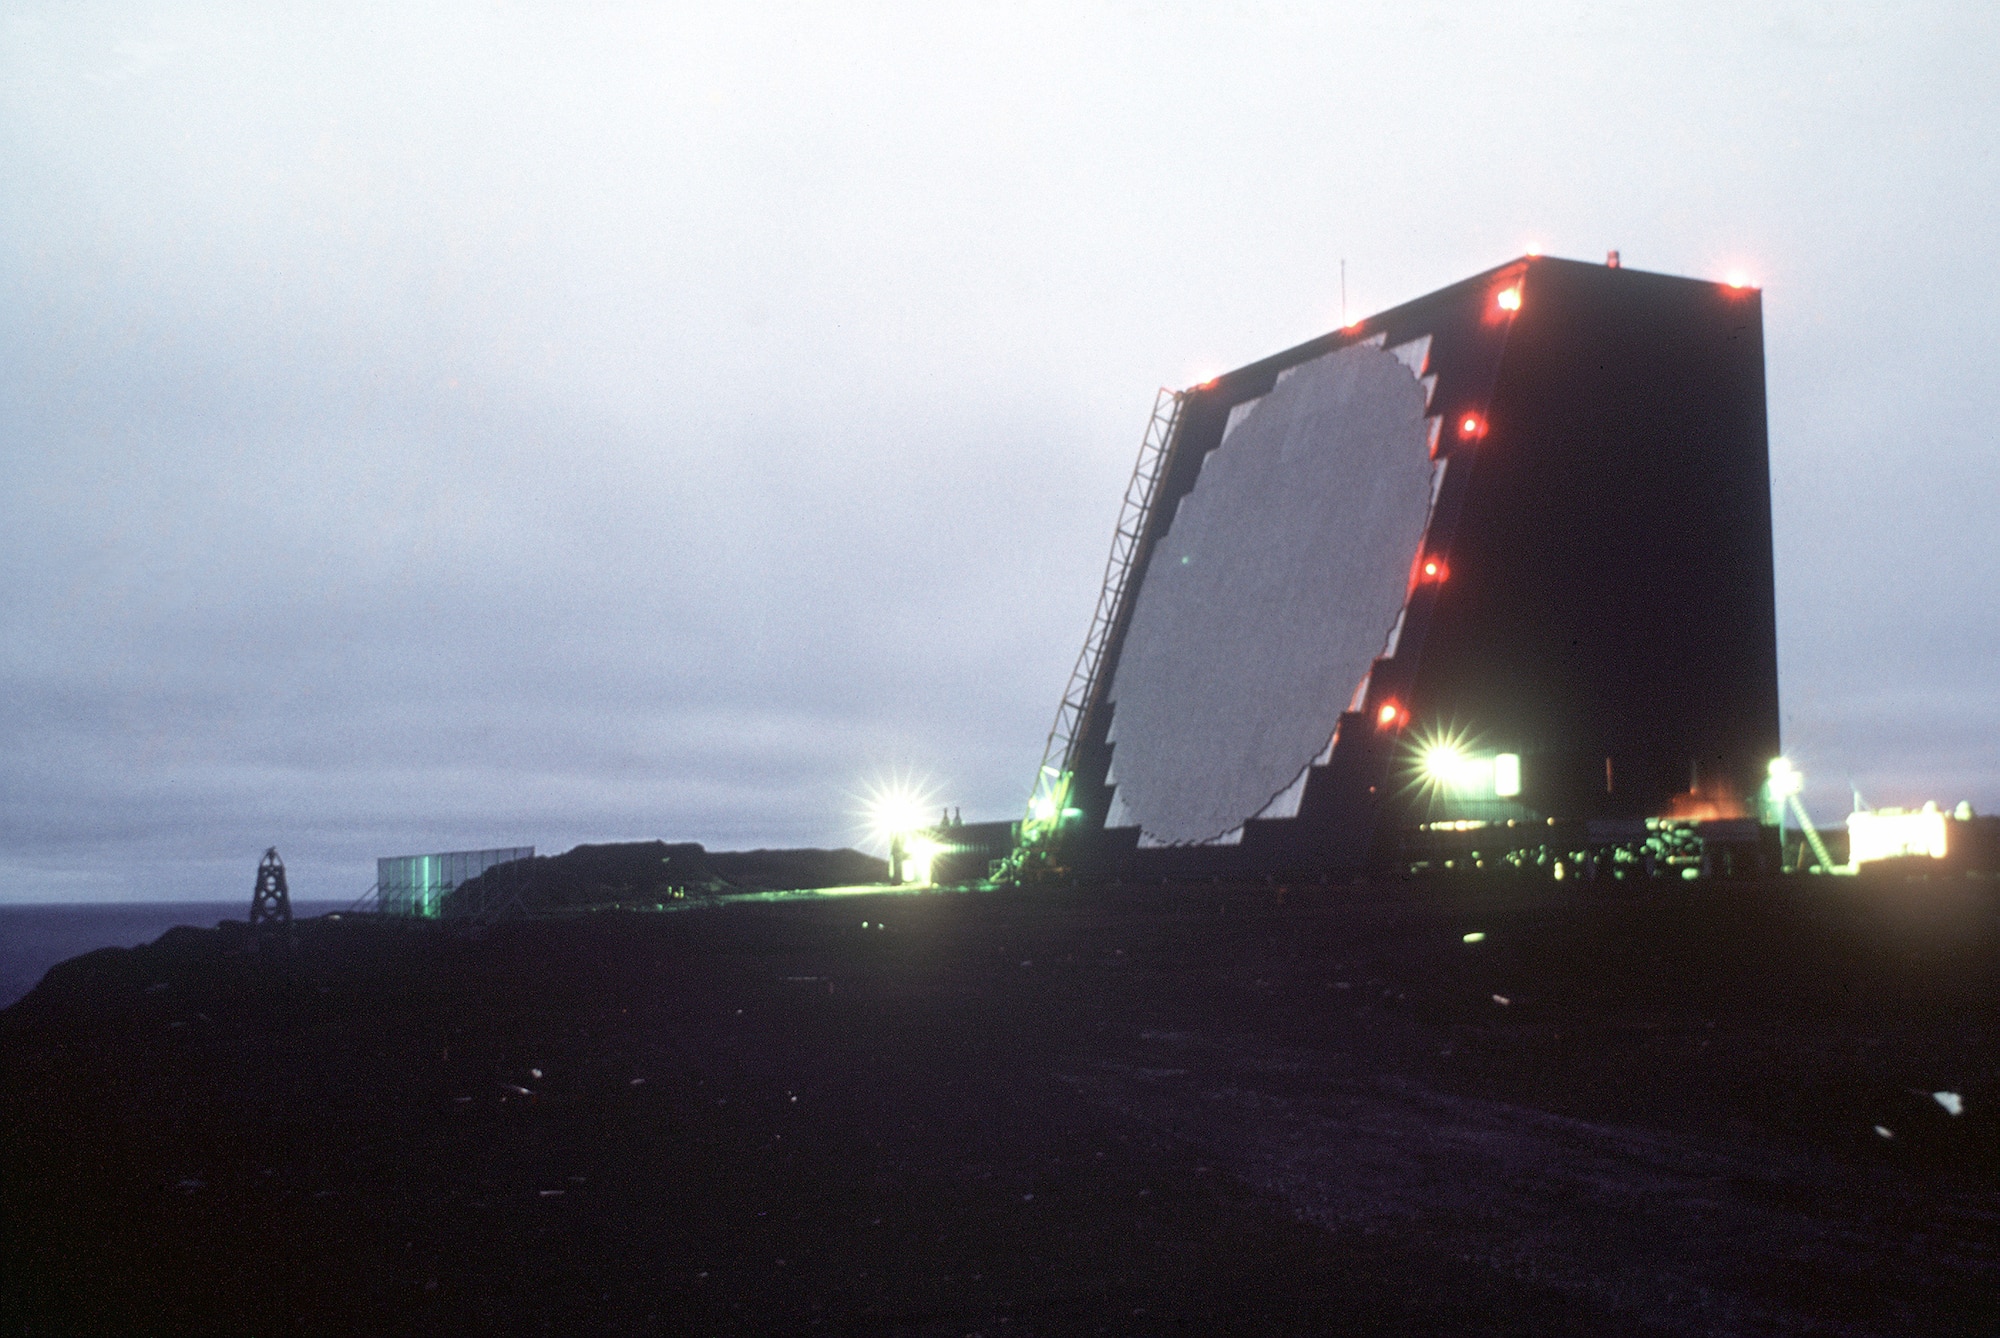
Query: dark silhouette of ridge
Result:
<box><xmin>444</xmin><ymin>840</ymin><xmax>887</xmax><ymax>915</ymax></box>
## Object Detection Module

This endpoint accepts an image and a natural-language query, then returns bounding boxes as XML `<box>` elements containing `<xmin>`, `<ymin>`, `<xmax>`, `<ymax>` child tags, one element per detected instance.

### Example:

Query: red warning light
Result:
<box><xmin>1418</xmin><ymin>555</ymin><xmax>1448</xmax><ymax>583</ymax></box>
<box><xmin>1458</xmin><ymin>413</ymin><xmax>1485</xmax><ymax>440</ymax></box>
<box><xmin>1376</xmin><ymin>701</ymin><xmax>1406</xmax><ymax>729</ymax></box>
<box><xmin>1483</xmin><ymin>266</ymin><xmax>1529</xmax><ymax>325</ymax></box>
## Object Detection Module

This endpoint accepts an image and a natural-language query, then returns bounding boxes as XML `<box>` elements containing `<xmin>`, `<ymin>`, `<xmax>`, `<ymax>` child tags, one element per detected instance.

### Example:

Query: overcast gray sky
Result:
<box><xmin>4</xmin><ymin>3</ymin><xmax>1996</xmax><ymax>902</ymax></box>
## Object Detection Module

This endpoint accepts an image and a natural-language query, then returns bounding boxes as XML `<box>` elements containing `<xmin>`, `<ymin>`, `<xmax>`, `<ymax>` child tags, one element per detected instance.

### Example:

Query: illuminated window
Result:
<box><xmin>1494</xmin><ymin>753</ymin><xmax>1521</xmax><ymax>798</ymax></box>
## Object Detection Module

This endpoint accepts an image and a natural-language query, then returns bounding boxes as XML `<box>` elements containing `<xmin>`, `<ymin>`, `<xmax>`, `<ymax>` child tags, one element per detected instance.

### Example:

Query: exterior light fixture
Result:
<box><xmin>1420</xmin><ymin>742</ymin><xmax>1479</xmax><ymax>790</ymax></box>
<box><xmin>1409</xmin><ymin>728</ymin><xmax>1521</xmax><ymax>802</ymax></box>
<box><xmin>1767</xmin><ymin>757</ymin><xmax>1803</xmax><ymax>799</ymax></box>
<box><xmin>1496</xmin><ymin>287</ymin><xmax>1522</xmax><ymax>312</ymax></box>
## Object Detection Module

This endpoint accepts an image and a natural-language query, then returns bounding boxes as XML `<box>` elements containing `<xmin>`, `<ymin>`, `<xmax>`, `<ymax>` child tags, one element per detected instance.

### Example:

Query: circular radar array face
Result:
<box><xmin>1105</xmin><ymin>342</ymin><xmax>1435</xmax><ymax>845</ymax></box>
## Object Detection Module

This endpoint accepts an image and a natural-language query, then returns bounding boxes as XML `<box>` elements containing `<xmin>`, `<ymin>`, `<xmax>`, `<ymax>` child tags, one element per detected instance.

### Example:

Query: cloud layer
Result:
<box><xmin>4</xmin><ymin>4</ymin><xmax>1997</xmax><ymax>899</ymax></box>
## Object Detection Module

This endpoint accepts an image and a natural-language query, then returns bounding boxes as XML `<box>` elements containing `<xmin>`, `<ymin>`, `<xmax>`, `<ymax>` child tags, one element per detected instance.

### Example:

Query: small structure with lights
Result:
<box><xmin>1844</xmin><ymin>799</ymin><xmax>1996</xmax><ymax>874</ymax></box>
<box><xmin>1026</xmin><ymin>254</ymin><xmax>1779</xmax><ymax>879</ymax></box>
<box><xmin>1848</xmin><ymin>804</ymin><xmax>1949</xmax><ymax>868</ymax></box>
<box><xmin>861</xmin><ymin>778</ymin><xmax>1027</xmax><ymax>887</ymax></box>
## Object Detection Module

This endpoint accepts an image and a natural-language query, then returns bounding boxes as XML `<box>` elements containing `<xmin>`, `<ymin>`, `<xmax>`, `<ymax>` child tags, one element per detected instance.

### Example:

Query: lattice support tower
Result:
<box><xmin>249</xmin><ymin>847</ymin><xmax>293</xmax><ymax>933</ymax></box>
<box><xmin>1029</xmin><ymin>387</ymin><xmax>1184</xmax><ymax>813</ymax></box>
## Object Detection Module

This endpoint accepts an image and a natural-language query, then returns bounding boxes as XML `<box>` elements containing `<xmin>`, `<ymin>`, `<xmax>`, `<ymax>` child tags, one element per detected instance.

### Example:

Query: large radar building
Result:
<box><xmin>1029</xmin><ymin>254</ymin><xmax>1778</xmax><ymax>879</ymax></box>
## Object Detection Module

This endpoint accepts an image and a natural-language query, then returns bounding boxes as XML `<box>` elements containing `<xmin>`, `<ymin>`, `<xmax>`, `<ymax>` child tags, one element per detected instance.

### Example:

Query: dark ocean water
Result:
<box><xmin>0</xmin><ymin>902</ymin><xmax>343</xmax><ymax>1009</ymax></box>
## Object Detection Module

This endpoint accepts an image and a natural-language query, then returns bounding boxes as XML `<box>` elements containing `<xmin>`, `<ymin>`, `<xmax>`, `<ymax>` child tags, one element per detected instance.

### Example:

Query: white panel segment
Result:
<box><xmin>1388</xmin><ymin>335</ymin><xmax>1431</xmax><ymax>376</ymax></box>
<box><xmin>1138</xmin><ymin>823</ymin><xmax>1243</xmax><ymax>848</ymax></box>
<box><xmin>1252</xmin><ymin>761</ymin><xmax>1314</xmax><ymax>821</ymax></box>
<box><xmin>1382</xmin><ymin>605</ymin><xmax>1408</xmax><ymax>659</ymax></box>
<box><xmin>1223</xmin><ymin>397</ymin><xmax>1264</xmax><ymax>441</ymax></box>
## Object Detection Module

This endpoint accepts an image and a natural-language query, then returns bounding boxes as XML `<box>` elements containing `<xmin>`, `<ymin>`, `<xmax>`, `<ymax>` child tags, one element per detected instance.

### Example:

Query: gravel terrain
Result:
<box><xmin>3</xmin><ymin>876</ymin><xmax>1995</xmax><ymax>1335</ymax></box>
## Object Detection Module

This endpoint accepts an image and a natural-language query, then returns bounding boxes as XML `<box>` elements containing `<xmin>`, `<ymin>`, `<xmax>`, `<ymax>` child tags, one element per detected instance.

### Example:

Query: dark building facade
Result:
<box><xmin>1064</xmin><ymin>255</ymin><xmax>1778</xmax><ymax>877</ymax></box>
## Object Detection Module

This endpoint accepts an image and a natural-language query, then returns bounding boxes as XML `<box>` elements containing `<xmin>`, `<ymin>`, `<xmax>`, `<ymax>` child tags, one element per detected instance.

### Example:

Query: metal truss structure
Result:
<box><xmin>1030</xmin><ymin>387</ymin><xmax>1184</xmax><ymax>811</ymax></box>
<box><xmin>249</xmin><ymin>847</ymin><xmax>293</xmax><ymax>940</ymax></box>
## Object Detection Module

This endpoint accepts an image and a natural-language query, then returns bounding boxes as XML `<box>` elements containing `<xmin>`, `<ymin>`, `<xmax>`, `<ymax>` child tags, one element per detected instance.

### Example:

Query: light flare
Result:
<box><xmin>1402</xmin><ymin>722</ymin><xmax>1520</xmax><ymax>804</ymax></box>
<box><xmin>1766</xmin><ymin>757</ymin><xmax>1802</xmax><ymax>798</ymax></box>
<box><xmin>856</xmin><ymin>771</ymin><xmax>943</xmax><ymax>855</ymax></box>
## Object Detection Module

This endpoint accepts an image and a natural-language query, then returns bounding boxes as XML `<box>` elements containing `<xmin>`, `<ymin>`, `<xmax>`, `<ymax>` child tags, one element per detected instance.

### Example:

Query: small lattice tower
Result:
<box><xmin>249</xmin><ymin>847</ymin><xmax>292</xmax><ymax>928</ymax></box>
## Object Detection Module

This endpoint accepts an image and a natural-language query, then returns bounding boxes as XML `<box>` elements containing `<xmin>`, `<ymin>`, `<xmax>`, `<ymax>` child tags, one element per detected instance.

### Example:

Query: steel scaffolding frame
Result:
<box><xmin>1031</xmin><ymin>387</ymin><xmax>1184</xmax><ymax>806</ymax></box>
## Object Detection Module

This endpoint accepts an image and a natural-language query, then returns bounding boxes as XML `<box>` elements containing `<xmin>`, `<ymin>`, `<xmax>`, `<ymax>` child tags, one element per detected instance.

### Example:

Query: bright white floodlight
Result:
<box><xmin>1767</xmin><ymin>757</ymin><xmax>1803</xmax><ymax>799</ymax></box>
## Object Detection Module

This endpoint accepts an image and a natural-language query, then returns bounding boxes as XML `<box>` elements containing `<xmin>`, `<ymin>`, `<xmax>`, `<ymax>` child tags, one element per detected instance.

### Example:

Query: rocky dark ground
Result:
<box><xmin>2</xmin><ymin>875</ymin><xmax>1996</xmax><ymax>1336</ymax></box>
